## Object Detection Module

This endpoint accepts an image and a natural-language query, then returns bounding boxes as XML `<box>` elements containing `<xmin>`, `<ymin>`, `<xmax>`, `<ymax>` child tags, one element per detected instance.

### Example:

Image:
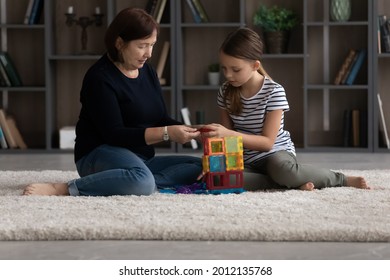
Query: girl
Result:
<box><xmin>201</xmin><ymin>27</ymin><xmax>368</xmax><ymax>191</ymax></box>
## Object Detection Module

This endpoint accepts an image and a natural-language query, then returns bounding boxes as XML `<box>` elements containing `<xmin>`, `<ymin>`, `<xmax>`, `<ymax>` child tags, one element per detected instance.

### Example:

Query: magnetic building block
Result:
<box><xmin>204</xmin><ymin>137</ymin><xmax>225</xmax><ymax>155</ymax></box>
<box><xmin>225</xmin><ymin>153</ymin><xmax>244</xmax><ymax>171</ymax></box>
<box><xmin>224</xmin><ymin>136</ymin><xmax>243</xmax><ymax>153</ymax></box>
<box><xmin>209</xmin><ymin>155</ymin><xmax>226</xmax><ymax>172</ymax></box>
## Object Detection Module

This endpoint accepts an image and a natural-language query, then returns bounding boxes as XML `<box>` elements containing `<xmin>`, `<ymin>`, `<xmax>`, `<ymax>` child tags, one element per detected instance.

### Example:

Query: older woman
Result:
<box><xmin>23</xmin><ymin>8</ymin><xmax>202</xmax><ymax>196</ymax></box>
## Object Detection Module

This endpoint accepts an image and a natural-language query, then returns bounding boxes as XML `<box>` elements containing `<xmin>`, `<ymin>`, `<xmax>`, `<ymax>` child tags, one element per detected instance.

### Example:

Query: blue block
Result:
<box><xmin>209</xmin><ymin>155</ymin><xmax>226</xmax><ymax>172</ymax></box>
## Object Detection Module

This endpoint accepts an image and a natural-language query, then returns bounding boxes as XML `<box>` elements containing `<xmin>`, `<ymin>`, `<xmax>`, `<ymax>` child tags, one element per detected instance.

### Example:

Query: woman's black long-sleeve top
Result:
<box><xmin>74</xmin><ymin>54</ymin><xmax>180</xmax><ymax>162</ymax></box>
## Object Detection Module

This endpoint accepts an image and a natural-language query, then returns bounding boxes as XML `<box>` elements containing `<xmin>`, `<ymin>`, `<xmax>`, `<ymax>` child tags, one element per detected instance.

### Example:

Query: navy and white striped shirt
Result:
<box><xmin>217</xmin><ymin>77</ymin><xmax>295</xmax><ymax>164</ymax></box>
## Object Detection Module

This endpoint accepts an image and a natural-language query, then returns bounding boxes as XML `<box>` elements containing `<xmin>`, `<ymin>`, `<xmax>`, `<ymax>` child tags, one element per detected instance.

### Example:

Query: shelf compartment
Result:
<box><xmin>307</xmin><ymin>89</ymin><xmax>368</xmax><ymax>148</ymax></box>
<box><xmin>181</xmin><ymin>0</ymin><xmax>241</xmax><ymax>24</ymax></box>
<box><xmin>306</xmin><ymin>0</ymin><xmax>369</xmax><ymax>22</ymax></box>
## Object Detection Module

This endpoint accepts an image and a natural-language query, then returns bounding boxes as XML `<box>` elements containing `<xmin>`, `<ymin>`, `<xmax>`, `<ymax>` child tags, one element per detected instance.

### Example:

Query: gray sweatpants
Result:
<box><xmin>243</xmin><ymin>150</ymin><xmax>346</xmax><ymax>191</ymax></box>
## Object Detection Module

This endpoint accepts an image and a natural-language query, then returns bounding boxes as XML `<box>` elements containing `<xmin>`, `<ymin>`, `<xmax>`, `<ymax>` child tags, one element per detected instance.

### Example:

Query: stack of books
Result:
<box><xmin>0</xmin><ymin>109</ymin><xmax>27</xmax><ymax>149</ymax></box>
<box><xmin>334</xmin><ymin>48</ymin><xmax>367</xmax><ymax>86</ymax></box>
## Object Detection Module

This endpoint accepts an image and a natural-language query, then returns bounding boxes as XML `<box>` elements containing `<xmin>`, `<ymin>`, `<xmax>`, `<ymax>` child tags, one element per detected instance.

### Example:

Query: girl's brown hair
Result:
<box><xmin>105</xmin><ymin>8</ymin><xmax>159</xmax><ymax>62</ymax></box>
<box><xmin>219</xmin><ymin>27</ymin><xmax>271</xmax><ymax>115</ymax></box>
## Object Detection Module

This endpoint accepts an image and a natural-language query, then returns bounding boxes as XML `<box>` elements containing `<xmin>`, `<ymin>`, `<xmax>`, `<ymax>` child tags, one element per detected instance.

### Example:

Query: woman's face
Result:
<box><xmin>118</xmin><ymin>29</ymin><xmax>158</xmax><ymax>70</ymax></box>
<box><xmin>219</xmin><ymin>51</ymin><xmax>258</xmax><ymax>88</ymax></box>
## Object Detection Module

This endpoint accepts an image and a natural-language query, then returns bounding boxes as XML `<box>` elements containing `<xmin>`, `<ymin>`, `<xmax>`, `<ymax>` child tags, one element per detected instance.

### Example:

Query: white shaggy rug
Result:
<box><xmin>0</xmin><ymin>170</ymin><xmax>389</xmax><ymax>241</ymax></box>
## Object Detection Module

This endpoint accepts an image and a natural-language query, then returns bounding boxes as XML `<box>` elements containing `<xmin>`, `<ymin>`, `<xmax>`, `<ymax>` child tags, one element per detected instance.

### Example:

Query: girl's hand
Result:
<box><xmin>199</xmin><ymin>123</ymin><xmax>236</xmax><ymax>138</ymax></box>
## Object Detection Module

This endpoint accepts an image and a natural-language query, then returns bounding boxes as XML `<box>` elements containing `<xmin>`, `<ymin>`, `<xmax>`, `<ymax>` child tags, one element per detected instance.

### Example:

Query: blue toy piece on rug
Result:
<box><xmin>158</xmin><ymin>182</ymin><xmax>207</xmax><ymax>194</ymax></box>
<box><xmin>158</xmin><ymin>182</ymin><xmax>245</xmax><ymax>195</ymax></box>
<box><xmin>206</xmin><ymin>187</ymin><xmax>245</xmax><ymax>195</ymax></box>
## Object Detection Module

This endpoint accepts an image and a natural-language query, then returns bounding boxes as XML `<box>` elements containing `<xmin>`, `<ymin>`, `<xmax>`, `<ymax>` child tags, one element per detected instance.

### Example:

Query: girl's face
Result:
<box><xmin>219</xmin><ymin>51</ymin><xmax>258</xmax><ymax>87</ymax></box>
<box><xmin>117</xmin><ymin>29</ymin><xmax>157</xmax><ymax>70</ymax></box>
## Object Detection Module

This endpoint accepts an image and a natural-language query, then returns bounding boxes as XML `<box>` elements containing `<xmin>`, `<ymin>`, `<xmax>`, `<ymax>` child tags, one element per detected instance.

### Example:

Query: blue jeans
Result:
<box><xmin>68</xmin><ymin>144</ymin><xmax>202</xmax><ymax>196</ymax></box>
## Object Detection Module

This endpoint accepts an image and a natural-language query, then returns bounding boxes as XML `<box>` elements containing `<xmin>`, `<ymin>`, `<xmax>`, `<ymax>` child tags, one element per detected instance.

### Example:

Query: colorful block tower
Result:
<box><xmin>202</xmin><ymin>135</ymin><xmax>245</xmax><ymax>194</ymax></box>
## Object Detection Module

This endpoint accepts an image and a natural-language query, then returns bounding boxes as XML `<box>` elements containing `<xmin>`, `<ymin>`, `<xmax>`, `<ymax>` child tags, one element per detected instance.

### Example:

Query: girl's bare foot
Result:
<box><xmin>22</xmin><ymin>183</ymin><xmax>69</xmax><ymax>196</ymax></box>
<box><xmin>346</xmin><ymin>176</ymin><xmax>370</xmax><ymax>189</ymax></box>
<box><xmin>299</xmin><ymin>182</ymin><xmax>315</xmax><ymax>191</ymax></box>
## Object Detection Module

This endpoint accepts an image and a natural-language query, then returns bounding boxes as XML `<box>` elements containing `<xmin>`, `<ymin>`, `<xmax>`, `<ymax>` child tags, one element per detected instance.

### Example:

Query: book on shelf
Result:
<box><xmin>181</xmin><ymin>107</ymin><xmax>198</xmax><ymax>149</ymax></box>
<box><xmin>27</xmin><ymin>0</ymin><xmax>44</xmax><ymax>25</ymax></box>
<box><xmin>153</xmin><ymin>0</ymin><xmax>168</xmax><ymax>23</ymax></box>
<box><xmin>344</xmin><ymin>49</ymin><xmax>366</xmax><ymax>85</ymax></box>
<box><xmin>191</xmin><ymin>0</ymin><xmax>209</xmax><ymax>23</ymax></box>
<box><xmin>334</xmin><ymin>49</ymin><xmax>357</xmax><ymax>85</ymax></box>
<box><xmin>0</xmin><ymin>126</ymin><xmax>8</xmax><ymax>149</ymax></box>
<box><xmin>0</xmin><ymin>61</ymin><xmax>12</xmax><ymax>87</ymax></box>
<box><xmin>24</xmin><ymin>0</ymin><xmax>35</xmax><ymax>24</ymax></box>
<box><xmin>343</xmin><ymin>109</ymin><xmax>352</xmax><ymax>147</ymax></box>
<box><xmin>6</xmin><ymin>116</ymin><xmax>27</xmax><ymax>149</ymax></box>
<box><xmin>351</xmin><ymin>109</ymin><xmax>360</xmax><ymax>147</ymax></box>
<box><xmin>377</xmin><ymin>93</ymin><xmax>390</xmax><ymax>149</ymax></box>
<box><xmin>385</xmin><ymin>18</ymin><xmax>390</xmax><ymax>52</ymax></box>
<box><xmin>342</xmin><ymin>109</ymin><xmax>367</xmax><ymax>148</ymax></box>
<box><xmin>185</xmin><ymin>0</ymin><xmax>202</xmax><ymax>23</ymax></box>
<box><xmin>359</xmin><ymin>110</ymin><xmax>368</xmax><ymax>148</ymax></box>
<box><xmin>377</xmin><ymin>16</ymin><xmax>382</xmax><ymax>54</ymax></box>
<box><xmin>0</xmin><ymin>52</ymin><xmax>22</xmax><ymax>87</ymax></box>
<box><xmin>340</xmin><ymin>51</ymin><xmax>359</xmax><ymax>85</ymax></box>
<box><xmin>156</xmin><ymin>41</ymin><xmax>170</xmax><ymax>85</ymax></box>
<box><xmin>0</xmin><ymin>109</ymin><xmax>17</xmax><ymax>149</ymax></box>
<box><xmin>378</xmin><ymin>15</ymin><xmax>390</xmax><ymax>53</ymax></box>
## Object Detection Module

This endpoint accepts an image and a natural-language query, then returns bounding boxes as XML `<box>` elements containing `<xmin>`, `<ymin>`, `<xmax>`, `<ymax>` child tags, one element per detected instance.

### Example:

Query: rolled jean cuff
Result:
<box><xmin>340</xmin><ymin>172</ymin><xmax>347</xmax><ymax>186</ymax></box>
<box><xmin>68</xmin><ymin>179</ymin><xmax>80</xmax><ymax>196</ymax></box>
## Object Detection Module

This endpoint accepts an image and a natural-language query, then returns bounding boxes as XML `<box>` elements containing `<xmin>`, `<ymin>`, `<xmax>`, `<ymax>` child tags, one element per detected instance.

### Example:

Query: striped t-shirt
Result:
<box><xmin>217</xmin><ymin>77</ymin><xmax>296</xmax><ymax>164</ymax></box>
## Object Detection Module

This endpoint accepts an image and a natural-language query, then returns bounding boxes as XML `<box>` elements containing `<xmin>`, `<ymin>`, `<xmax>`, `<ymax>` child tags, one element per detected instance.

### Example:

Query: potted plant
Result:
<box><xmin>253</xmin><ymin>5</ymin><xmax>298</xmax><ymax>53</ymax></box>
<box><xmin>208</xmin><ymin>63</ymin><xmax>220</xmax><ymax>86</ymax></box>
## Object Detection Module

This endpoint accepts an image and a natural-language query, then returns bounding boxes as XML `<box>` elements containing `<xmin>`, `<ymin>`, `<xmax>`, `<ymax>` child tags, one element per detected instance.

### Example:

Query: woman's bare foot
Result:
<box><xmin>299</xmin><ymin>182</ymin><xmax>315</xmax><ymax>191</ymax></box>
<box><xmin>22</xmin><ymin>183</ymin><xmax>69</xmax><ymax>196</ymax></box>
<box><xmin>346</xmin><ymin>176</ymin><xmax>370</xmax><ymax>189</ymax></box>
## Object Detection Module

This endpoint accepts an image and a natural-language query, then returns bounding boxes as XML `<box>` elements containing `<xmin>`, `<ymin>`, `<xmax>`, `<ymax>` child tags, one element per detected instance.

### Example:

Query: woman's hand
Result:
<box><xmin>168</xmin><ymin>125</ymin><xmax>200</xmax><ymax>144</ymax></box>
<box><xmin>145</xmin><ymin>125</ymin><xmax>200</xmax><ymax>145</ymax></box>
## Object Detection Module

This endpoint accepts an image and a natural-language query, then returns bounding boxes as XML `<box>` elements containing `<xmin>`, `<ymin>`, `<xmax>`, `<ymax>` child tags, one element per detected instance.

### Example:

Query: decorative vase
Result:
<box><xmin>264</xmin><ymin>31</ymin><xmax>289</xmax><ymax>54</ymax></box>
<box><xmin>330</xmin><ymin>0</ymin><xmax>351</xmax><ymax>22</ymax></box>
<box><xmin>208</xmin><ymin>72</ymin><xmax>220</xmax><ymax>86</ymax></box>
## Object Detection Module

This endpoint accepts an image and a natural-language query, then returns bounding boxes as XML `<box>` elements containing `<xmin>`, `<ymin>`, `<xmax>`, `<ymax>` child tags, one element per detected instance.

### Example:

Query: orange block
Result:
<box><xmin>204</xmin><ymin>137</ymin><xmax>225</xmax><ymax>155</ymax></box>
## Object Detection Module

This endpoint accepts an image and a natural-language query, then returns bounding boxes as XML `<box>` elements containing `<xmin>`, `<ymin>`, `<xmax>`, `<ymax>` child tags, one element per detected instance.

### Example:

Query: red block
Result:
<box><xmin>205</xmin><ymin>170</ymin><xmax>243</xmax><ymax>190</ymax></box>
